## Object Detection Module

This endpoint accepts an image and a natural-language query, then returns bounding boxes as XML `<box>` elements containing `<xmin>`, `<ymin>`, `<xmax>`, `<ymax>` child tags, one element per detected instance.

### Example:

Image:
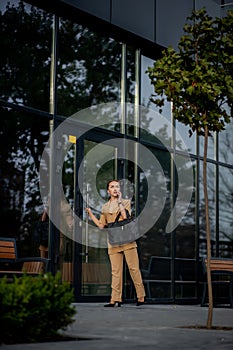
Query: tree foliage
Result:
<box><xmin>147</xmin><ymin>8</ymin><xmax>233</xmax><ymax>137</ymax></box>
<box><xmin>0</xmin><ymin>272</ymin><xmax>75</xmax><ymax>344</ymax></box>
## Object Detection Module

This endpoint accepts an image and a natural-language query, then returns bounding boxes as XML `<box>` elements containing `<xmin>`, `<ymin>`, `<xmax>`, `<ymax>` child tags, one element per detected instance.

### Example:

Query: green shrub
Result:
<box><xmin>0</xmin><ymin>272</ymin><xmax>76</xmax><ymax>344</ymax></box>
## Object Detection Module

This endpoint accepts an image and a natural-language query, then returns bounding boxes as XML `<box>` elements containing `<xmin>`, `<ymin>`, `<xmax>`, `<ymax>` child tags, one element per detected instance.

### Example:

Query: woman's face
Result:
<box><xmin>107</xmin><ymin>181</ymin><xmax>120</xmax><ymax>198</ymax></box>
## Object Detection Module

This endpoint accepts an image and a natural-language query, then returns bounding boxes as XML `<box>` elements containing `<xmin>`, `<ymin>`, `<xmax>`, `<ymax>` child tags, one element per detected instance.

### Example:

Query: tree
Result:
<box><xmin>147</xmin><ymin>8</ymin><xmax>233</xmax><ymax>329</ymax></box>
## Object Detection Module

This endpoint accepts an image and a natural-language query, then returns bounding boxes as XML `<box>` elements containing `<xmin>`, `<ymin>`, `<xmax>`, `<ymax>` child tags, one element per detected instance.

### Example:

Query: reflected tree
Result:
<box><xmin>0</xmin><ymin>1</ymin><xmax>133</xmax><ymax>248</ymax></box>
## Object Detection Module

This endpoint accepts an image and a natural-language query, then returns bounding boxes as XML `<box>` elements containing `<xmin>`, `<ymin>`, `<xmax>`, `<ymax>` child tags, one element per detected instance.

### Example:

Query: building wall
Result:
<box><xmin>59</xmin><ymin>0</ymin><xmax>222</xmax><ymax>47</ymax></box>
<box><xmin>1</xmin><ymin>0</ymin><xmax>232</xmax><ymax>303</ymax></box>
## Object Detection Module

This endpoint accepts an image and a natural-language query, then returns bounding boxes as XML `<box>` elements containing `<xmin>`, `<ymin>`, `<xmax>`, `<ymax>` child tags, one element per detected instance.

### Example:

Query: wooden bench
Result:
<box><xmin>62</xmin><ymin>262</ymin><xmax>73</xmax><ymax>283</ymax></box>
<box><xmin>0</xmin><ymin>237</ymin><xmax>50</xmax><ymax>278</ymax></box>
<box><xmin>81</xmin><ymin>262</ymin><xmax>111</xmax><ymax>295</ymax></box>
<box><xmin>82</xmin><ymin>262</ymin><xmax>111</xmax><ymax>284</ymax></box>
<box><xmin>201</xmin><ymin>257</ymin><xmax>233</xmax><ymax>307</ymax></box>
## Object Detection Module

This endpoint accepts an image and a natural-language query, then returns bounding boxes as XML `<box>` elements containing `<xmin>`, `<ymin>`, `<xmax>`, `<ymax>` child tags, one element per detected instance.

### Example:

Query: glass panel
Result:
<box><xmin>175</xmin><ymin>283</ymin><xmax>197</xmax><ymax>299</ymax></box>
<box><xmin>175</xmin><ymin>157</ymin><xmax>196</xmax><ymax>258</ymax></box>
<box><xmin>174</xmin><ymin>156</ymin><xmax>197</xmax><ymax>299</ymax></box>
<box><xmin>0</xmin><ymin>105</ymin><xmax>50</xmax><ymax>257</ymax></box>
<box><xmin>57</xmin><ymin>17</ymin><xmax>122</xmax><ymax>117</ymax></box>
<box><xmin>141</xmin><ymin>55</ymin><xmax>173</xmax><ymax>118</ymax></box>
<box><xmin>80</xmin><ymin>139</ymin><xmax>116</xmax><ymax>296</ymax></box>
<box><xmin>174</xmin><ymin>257</ymin><xmax>199</xmax><ymax>300</ymax></box>
<box><xmin>221</xmin><ymin>2</ymin><xmax>233</xmax><ymax>16</ymax></box>
<box><xmin>175</xmin><ymin>121</ymin><xmax>196</xmax><ymax>155</ymax></box>
<box><xmin>139</xmin><ymin>147</ymin><xmax>172</xmax><ymax>299</ymax></box>
<box><xmin>60</xmin><ymin>141</ymin><xmax>76</xmax><ymax>283</ymax></box>
<box><xmin>219</xmin><ymin>166</ymin><xmax>233</xmax><ymax>258</ymax></box>
<box><xmin>0</xmin><ymin>0</ymin><xmax>52</xmax><ymax>111</ymax></box>
<box><xmin>140</xmin><ymin>147</ymin><xmax>172</xmax><ymax>261</ymax></box>
<box><xmin>140</xmin><ymin>56</ymin><xmax>172</xmax><ymax>148</ymax></box>
<box><xmin>219</xmin><ymin>120</ymin><xmax>233</xmax><ymax>166</ymax></box>
<box><xmin>141</xmin><ymin>257</ymin><xmax>171</xmax><ymax>300</ymax></box>
<box><xmin>199</xmin><ymin>161</ymin><xmax>216</xmax><ymax>257</ymax></box>
<box><xmin>199</xmin><ymin>133</ymin><xmax>216</xmax><ymax>160</ymax></box>
<box><xmin>126</xmin><ymin>46</ymin><xmax>136</xmax><ymax>104</ymax></box>
<box><xmin>125</xmin><ymin>46</ymin><xmax>138</xmax><ymax>137</ymax></box>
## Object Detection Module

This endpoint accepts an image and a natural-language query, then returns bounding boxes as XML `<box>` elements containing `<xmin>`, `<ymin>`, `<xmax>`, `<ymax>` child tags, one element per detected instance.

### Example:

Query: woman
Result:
<box><xmin>86</xmin><ymin>179</ymin><xmax>145</xmax><ymax>307</ymax></box>
<box><xmin>37</xmin><ymin>199</ymin><xmax>74</xmax><ymax>260</ymax></box>
<box><xmin>38</xmin><ymin>206</ymin><xmax>49</xmax><ymax>258</ymax></box>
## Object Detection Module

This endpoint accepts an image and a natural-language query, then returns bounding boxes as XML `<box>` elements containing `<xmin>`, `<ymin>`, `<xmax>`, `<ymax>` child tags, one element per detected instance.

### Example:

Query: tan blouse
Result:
<box><xmin>99</xmin><ymin>199</ymin><xmax>137</xmax><ymax>254</ymax></box>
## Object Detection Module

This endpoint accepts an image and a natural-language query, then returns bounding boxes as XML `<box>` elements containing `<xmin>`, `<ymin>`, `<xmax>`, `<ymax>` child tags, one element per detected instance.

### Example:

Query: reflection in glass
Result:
<box><xmin>140</xmin><ymin>56</ymin><xmax>172</xmax><ymax>148</ymax></box>
<box><xmin>199</xmin><ymin>133</ymin><xmax>215</xmax><ymax>160</ymax></box>
<box><xmin>1</xmin><ymin>0</ymin><xmax>232</xmax><ymax>303</ymax></box>
<box><xmin>126</xmin><ymin>46</ymin><xmax>136</xmax><ymax>104</ymax></box>
<box><xmin>221</xmin><ymin>2</ymin><xmax>233</xmax><ymax>16</ymax></box>
<box><xmin>139</xmin><ymin>148</ymin><xmax>172</xmax><ymax>264</ymax></box>
<box><xmin>199</xmin><ymin>161</ymin><xmax>216</xmax><ymax>256</ymax></box>
<box><xmin>0</xmin><ymin>0</ymin><xmax>52</xmax><ymax>111</ymax></box>
<box><xmin>125</xmin><ymin>46</ymin><xmax>138</xmax><ymax>137</ymax></box>
<box><xmin>81</xmin><ymin>139</ymin><xmax>114</xmax><ymax>296</ymax></box>
<box><xmin>141</xmin><ymin>56</ymin><xmax>171</xmax><ymax>121</ymax></box>
<box><xmin>0</xmin><ymin>106</ymin><xmax>50</xmax><ymax>256</ymax></box>
<box><xmin>219</xmin><ymin>166</ymin><xmax>233</xmax><ymax>257</ymax></box>
<box><xmin>139</xmin><ymin>105</ymin><xmax>172</xmax><ymax>149</ymax></box>
<box><xmin>139</xmin><ymin>147</ymin><xmax>172</xmax><ymax>299</ymax></box>
<box><xmin>219</xmin><ymin>120</ymin><xmax>233</xmax><ymax>165</ymax></box>
<box><xmin>175</xmin><ymin>157</ymin><xmax>196</xmax><ymax>258</ymax></box>
<box><xmin>175</xmin><ymin>121</ymin><xmax>196</xmax><ymax>155</ymax></box>
<box><xmin>60</xmin><ymin>140</ymin><xmax>76</xmax><ymax>283</ymax></box>
<box><xmin>57</xmin><ymin>18</ymin><xmax>123</xmax><ymax>117</ymax></box>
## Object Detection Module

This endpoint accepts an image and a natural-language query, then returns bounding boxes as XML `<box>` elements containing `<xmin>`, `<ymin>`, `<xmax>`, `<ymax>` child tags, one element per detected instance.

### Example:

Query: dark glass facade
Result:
<box><xmin>0</xmin><ymin>0</ymin><xmax>232</xmax><ymax>303</ymax></box>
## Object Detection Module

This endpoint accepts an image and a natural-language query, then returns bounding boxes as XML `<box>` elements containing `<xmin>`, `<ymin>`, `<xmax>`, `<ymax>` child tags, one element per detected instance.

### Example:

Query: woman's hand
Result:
<box><xmin>85</xmin><ymin>207</ymin><xmax>92</xmax><ymax>215</ymax></box>
<box><xmin>85</xmin><ymin>207</ymin><xmax>104</xmax><ymax>229</ymax></box>
<box><xmin>117</xmin><ymin>192</ymin><xmax>127</xmax><ymax>219</ymax></box>
<box><xmin>117</xmin><ymin>191</ymin><xmax>122</xmax><ymax>203</ymax></box>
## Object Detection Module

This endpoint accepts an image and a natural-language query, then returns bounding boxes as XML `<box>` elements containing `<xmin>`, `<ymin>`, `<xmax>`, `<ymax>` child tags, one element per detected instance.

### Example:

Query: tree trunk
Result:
<box><xmin>203</xmin><ymin>124</ymin><xmax>213</xmax><ymax>329</ymax></box>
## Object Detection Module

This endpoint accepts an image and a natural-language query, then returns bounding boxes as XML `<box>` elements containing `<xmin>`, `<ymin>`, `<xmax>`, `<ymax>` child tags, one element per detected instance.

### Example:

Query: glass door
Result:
<box><xmin>77</xmin><ymin>138</ymin><xmax>118</xmax><ymax>299</ymax></box>
<box><xmin>60</xmin><ymin>137</ymin><xmax>76</xmax><ymax>285</ymax></box>
<box><xmin>57</xmin><ymin>129</ymin><xmax>139</xmax><ymax>301</ymax></box>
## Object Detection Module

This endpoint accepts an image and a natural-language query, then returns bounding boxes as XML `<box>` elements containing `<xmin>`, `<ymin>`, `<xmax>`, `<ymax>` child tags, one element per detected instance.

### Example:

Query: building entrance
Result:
<box><xmin>57</xmin><ymin>130</ymin><xmax>133</xmax><ymax>301</ymax></box>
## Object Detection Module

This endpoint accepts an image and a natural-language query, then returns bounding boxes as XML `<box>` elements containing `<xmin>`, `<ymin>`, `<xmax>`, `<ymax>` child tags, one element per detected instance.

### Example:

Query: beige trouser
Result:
<box><xmin>39</xmin><ymin>244</ymin><xmax>48</xmax><ymax>258</ymax></box>
<box><xmin>109</xmin><ymin>247</ymin><xmax>145</xmax><ymax>302</ymax></box>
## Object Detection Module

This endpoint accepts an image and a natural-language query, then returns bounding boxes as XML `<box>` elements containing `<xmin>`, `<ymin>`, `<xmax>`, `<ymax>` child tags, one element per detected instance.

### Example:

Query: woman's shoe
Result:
<box><xmin>104</xmin><ymin>302</ymin><xmax>121</xmax><ymax>307</ymax></box>
<box><xmin>136</xmin><ymin>300</ymin><xmax>145</xmax><ymax>306</ymax></box>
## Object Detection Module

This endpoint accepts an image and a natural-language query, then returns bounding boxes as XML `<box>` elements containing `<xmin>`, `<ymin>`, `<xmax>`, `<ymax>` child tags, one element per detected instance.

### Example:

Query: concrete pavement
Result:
<box><xmin>1</xmin><ymin>303</ymin><xmax>233</xmax><ymax>349</ymax></box>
